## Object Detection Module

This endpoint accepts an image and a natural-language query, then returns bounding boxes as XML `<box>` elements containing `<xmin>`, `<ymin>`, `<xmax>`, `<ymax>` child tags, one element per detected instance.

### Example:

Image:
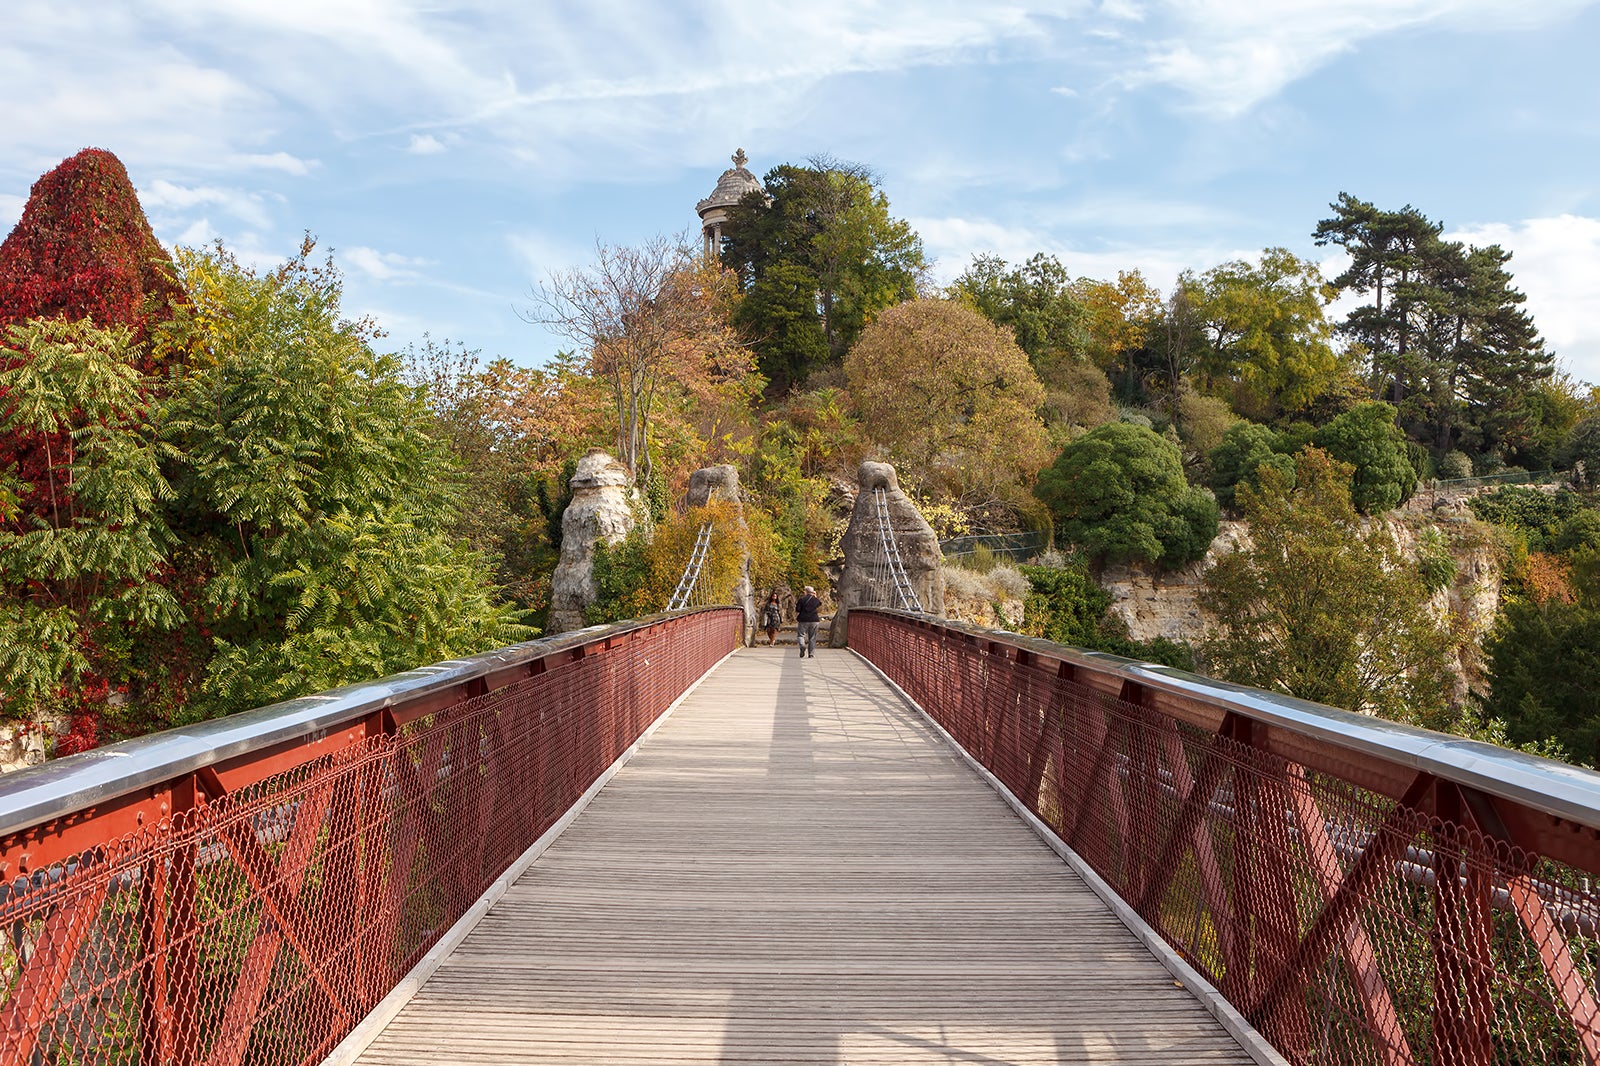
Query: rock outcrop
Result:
<box><xmin>831</xmin><ymin>461</ymin><xmax>944</xmax><ymax>646</ymax></box>
<box><xmin>1100</xmin><ymin>521</ymin><xmax>1247</xmax><ymax>645</ymax></box>
<box><xmin>685</xmin><ymin>463</ymin><xmax>756</xmax><ymax>640</ymax></box>
<box><xmin>1103</xmin><ymin>512</ymin><xmax>1503</xmax><ymax>704</ymax></box>
<box><xmin>547</xmin><ymin>449</ymin><xmax>637</xmax><ymax>634</ymax></box>
<box><xmin>0</xmin><ymin>721</ymin><xmax>53</xmax><ymax>774</ymax></box>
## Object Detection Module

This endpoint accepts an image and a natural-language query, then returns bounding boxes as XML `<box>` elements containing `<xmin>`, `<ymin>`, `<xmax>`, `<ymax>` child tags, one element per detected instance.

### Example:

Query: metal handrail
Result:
<box><xmin>0</xmin><ymin>608</ymin><xmax>737</xmax><ymax>843</ymax></box>
<box><xmin>854</xmin><ymin>608</ymin><xmax>1600</xmax><ymax>832</ymax></box>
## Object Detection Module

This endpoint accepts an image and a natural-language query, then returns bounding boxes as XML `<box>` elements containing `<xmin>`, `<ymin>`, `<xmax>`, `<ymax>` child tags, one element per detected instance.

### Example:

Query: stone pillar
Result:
<box><xmin>685</xmin><ymin>463</ymin><xmax>756</xmax><ymax>642</ymax></box>
<box><xmin>831</xmin><ymin>460</ymin><xmax>945</xmax><ymax>646</ymax></box>
<box><xmin>547</xmin><ymin>449</ymin><xmax>637</xmax><ymax>634</ymax></box>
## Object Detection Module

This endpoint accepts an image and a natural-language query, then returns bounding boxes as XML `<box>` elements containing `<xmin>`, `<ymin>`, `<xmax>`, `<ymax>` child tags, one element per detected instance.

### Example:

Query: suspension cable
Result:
<box><xmin>874</xmin><ymin>488</ymin><xmax>924</xmax><ymax>613</ymax></box>
<box><xmin>667</xmin><ymin>522</ymin><xmax>714</xmax><ymax>610</ymax></box>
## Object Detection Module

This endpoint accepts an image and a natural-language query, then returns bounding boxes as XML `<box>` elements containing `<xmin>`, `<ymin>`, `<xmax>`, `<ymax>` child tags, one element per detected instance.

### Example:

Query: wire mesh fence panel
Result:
<box><xmin>850</xmin><ymin>609</ymin><xmax>1600</xmax><ymax>1066</ymax></box>
<box><xmin>0</xmin><ymin>608</ymin><xmax>743</xmax><ymax>1066</ymax></box>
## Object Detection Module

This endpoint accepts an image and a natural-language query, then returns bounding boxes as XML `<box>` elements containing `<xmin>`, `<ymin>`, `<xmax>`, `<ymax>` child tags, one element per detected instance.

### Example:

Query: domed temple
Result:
<box><xmin>696</xmin><ymin>148</ymin><xmax>764</xmax><ymax>257</ymax></box>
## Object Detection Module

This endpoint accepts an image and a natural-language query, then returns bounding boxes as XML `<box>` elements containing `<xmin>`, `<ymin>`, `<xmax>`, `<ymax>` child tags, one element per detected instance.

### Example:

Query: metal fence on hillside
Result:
<box><xmin>939</xmin><ymin>532</ymin><xmax>1048</xmax><ymax>565</ymax></box>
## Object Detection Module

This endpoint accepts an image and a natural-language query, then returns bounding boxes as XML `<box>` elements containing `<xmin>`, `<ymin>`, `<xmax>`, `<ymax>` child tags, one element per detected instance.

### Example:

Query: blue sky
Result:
<box><xmin>4</xmin><ymin>1</ymin><xmax>1599</xmax><ymax>384</ymax></box>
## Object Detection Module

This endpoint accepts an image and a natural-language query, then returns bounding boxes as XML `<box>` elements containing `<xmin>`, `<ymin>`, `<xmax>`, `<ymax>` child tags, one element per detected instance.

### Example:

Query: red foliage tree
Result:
<box><xmin>0</xmin><ymin>147</ymin><xmax>184</xmax><ymax>349</ymax></box>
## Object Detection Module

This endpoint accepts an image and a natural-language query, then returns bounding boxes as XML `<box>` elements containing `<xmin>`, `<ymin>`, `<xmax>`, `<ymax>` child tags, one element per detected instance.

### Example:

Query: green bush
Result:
<box><xmin>1311</xmin><ymin>401</ymin><xmax>1418</xmax><ymax>514</ymax></box>
<box><xmin>1554</xmin><ymin>509</ymin><xmax>1600</xmax><ymax>555</ymax></box>
<box><xmin>1468</xmin><ymin>486</ymin><xmax>1585</xmax><ymax>553</ymax></box>
<box><xmin>1017</xmin><ymin>560</ymin><xmax>1195</xmax><ymax>669</ymax></box>
<box><xmin>1209</xmin><ymin>421</ymin><xmax>1299</xmax><ymax>511</ymax></box>
<box><xmin>1018</xmin><ymin>561</ymin><xmax>1112</xmax><ymax>647</ymax></box>
<box><xmin>1035</xmin><ymin>422</ymin><xmax>1219</xmax><ymax>567</ymax></box>
<box><xmin>1438</xmin><ymin>450</ymin><xmax>1473</xmax><ymax>480</ymax></box>
<box><xmin>1415</xmin><ymin>529</ymin><xmax>1458</xmax><ymax>593</ymax></box>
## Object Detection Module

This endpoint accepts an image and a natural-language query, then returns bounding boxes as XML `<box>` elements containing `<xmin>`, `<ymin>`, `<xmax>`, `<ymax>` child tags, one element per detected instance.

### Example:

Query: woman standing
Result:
<box><xmin>761</xmin><ymin>591</ymin><xmax>783</xmax><ymax>646</ymax></box>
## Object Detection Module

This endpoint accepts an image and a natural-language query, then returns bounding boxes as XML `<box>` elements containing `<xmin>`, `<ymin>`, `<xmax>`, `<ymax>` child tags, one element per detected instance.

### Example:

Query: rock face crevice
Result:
<box><xmin>831</xmin><ymin>461</ymin><xmax>944</xmax><ymax>646</ymax></box>
<box><xmin>685</xmin><ymin>464</ymin><xmax>756</xmax><ymax>641</ymax></box>
<box><xmin>547</xmin><ymin>449</ymin><xmax>637</xmax><ymax>634</ymax></box>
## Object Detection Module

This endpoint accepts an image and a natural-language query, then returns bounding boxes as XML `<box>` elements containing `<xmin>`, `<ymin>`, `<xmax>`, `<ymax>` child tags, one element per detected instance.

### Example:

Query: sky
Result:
<box><xmin>3</xmin><ymin>1</ymin><xmax>1599</xmax><ymax>384</ymax></box>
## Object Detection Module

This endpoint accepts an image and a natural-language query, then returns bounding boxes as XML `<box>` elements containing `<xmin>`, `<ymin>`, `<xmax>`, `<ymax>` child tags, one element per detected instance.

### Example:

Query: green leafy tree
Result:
<box><xmin>948</xmin><ymin>253</ymin><xmax>1088</xmax><ymax>379</ymax></box>
<box><xmin>1036</xmin><ymin>422</ymin><xmax>1219</xmax><ymax>567</ymax></box>
<box><xmin>1191</xmin><ymin>248</ymin><xmax>1346</xmax><ymax>421</ymax></box>
<box><xmin>1314</xmin><ymin>194</ymin><xmax>1443</xmax><ymax>406</ymax></box>
<box><xmin>0</xmin><ymin>319</ymin><xmax>180</xmax><ymax>746</ymax></box>
<box><xmin>1208</xmin><ymin>420</ymin><xmax>1294</xmax><ymax>511</ymax></box>
<box><xmin>735</xmin><ymin>261</ymin><xmax>829</xmax><ymax>386</ymax></box>
<box><xmin>1562</xmin><ymin>416</ymin><xmax>1600</xmax><ymax>488</ymax></box>
<box><xmin>157</xmin><ymin>242</ymin><xmax>524</xmax><ymax>718</ymax></box>
<box><xmin>406</xmin><ymin>340</ymin><xmax>580</xmax><ymax>620</ymax></box>
<box><xmin>1312</xmin><ymin>401</ymin><xmax>1418</xmax><ymax>514</ymax></box>
<box><xmin>1201</xmin><ymin>448</ymin><xmax>1457</xmax><ymax>723</ymax></box>
<box><xmin>1315</xmin><ymin>194</ymin><xmax>1553</xmax><ymax>460</ymax></box>
<box><xmin>723</xmin><ymin>159</ymin><xmax>925</xmax><ymax>388</ymax></box>
<box><xmin>844</xmin><ymin>298</ymin><xmax>1049</xmax><ymax>524</ymax></box>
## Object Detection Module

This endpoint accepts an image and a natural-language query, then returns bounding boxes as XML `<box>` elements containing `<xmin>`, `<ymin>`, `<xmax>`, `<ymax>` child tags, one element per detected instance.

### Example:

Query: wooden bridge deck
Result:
<box><xmin>353</xmin><ymin>647</ymin><xmax>1258</xmax><ymax>1065</ymax></box>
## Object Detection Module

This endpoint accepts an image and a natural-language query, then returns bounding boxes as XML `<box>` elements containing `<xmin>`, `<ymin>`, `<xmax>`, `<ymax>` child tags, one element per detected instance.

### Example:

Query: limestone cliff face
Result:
<box><xmin>1100</xmin><ymin>521</ymin><xmax>1247</xmax><ymax>645</ymax></box>
<box><xmin>547</xmin><ymin>449</ymin><xmax>637</xmax><ymax>634</ymax></box>
<box><xmin>831</xmin><ymin>461</ymin><xmax>944</xmax><ymax>646</ymax></box>
<box><xmin>1101</xmin><ymin>510</ymin><xmax>1503</xmax><ymax>703</ymax></box>
<box><xmin>685</xmin><ymin>463</ymin><xmax>756</xmax><ymax>639</ymax></box>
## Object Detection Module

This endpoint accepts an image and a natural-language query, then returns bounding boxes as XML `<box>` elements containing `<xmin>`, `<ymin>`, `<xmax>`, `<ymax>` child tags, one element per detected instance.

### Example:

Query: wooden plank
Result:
<box><xmin>354</xmin><ymin>648</ymin><xmax>1258</xmax><ymax>1065</ymax></box>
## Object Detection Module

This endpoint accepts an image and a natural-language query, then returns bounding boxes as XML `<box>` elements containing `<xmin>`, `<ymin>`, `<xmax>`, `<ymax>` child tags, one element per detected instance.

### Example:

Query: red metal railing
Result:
<box><xmin>0</xmin><ymin>608</ymin><xmax>742</xmax><ymax>1066</ymax></box>
<box><xmin>851</xmin><ymin>609</ymin><xmax>1600</xmax><ymax>1066</ymax></box>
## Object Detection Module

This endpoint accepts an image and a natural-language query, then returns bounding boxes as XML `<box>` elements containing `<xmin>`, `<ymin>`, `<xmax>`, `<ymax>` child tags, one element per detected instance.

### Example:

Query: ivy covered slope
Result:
<box><xmin>0</xmin><ymin>150</ymin><xmax>524</xmax><ymax>755</ymax></box>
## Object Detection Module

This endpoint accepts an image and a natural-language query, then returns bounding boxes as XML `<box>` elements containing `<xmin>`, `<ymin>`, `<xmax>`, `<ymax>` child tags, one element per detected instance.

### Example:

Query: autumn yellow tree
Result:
<box><xmin>844</xmin><ymin>298</ymin><xmax>1049</xmax><ymax>525</ymax></box>
<box><xmin>1073</xmin><ymin>269</ymin><xmax>1163</xmax><ymax>375</ymax></box>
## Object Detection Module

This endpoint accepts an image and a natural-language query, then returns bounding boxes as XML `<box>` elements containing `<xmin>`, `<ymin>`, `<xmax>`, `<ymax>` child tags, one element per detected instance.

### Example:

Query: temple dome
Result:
<box><xmin>696</xmin><ymin>149</ymin><xmax>764</xmax><ymax>219</ymax></box>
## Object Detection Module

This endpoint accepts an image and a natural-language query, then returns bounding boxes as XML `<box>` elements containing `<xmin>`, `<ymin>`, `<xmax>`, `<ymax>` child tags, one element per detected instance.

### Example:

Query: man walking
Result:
<box><xmin>795</xmin><ymin>585</ymin><xmax>822</xmax><ymax>658</ymax></box>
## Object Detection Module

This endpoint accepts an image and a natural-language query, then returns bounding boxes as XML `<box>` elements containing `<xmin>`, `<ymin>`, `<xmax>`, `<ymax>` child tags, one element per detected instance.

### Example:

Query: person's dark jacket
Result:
<box><xmin>796</xmin><ymin>594</ymin><xmax>822</xmax><ymax>623</ymax></box>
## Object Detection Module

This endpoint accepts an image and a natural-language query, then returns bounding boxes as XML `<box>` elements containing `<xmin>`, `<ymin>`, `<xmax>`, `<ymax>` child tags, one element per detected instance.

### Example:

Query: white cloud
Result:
<box><xmin>231</xmin><ymin>151</ymin><xmax>318</xmax><ymax>175</ymax></box>
<box><xmin>407</xmin><ymin>134</ymin><xmax>447</xmax><ymax>155</ymax></box>
<box><xmin>139</xmin><ymin>180</ymin><xmax>273</xmax><ymax>229</ymax></box>
<box><xmin>341</xmin><ymin>245</ymin><xmax>430</xmax><ymax>282</ymax></box>
<box><xmin>1450</xmin><ymin>215</ymin><xmax>1600</xmax><ymax>386</ymax></box>
<box><xmin>174</xmin><ymin>218</ymin><xmax>220</xmax><ymax>247</ymax></box>
<box><xmin>1125</xmin><ymin>0</ymin><xmax>1594</xmax><ymax>116</ymax></box>
<box><xmin>507</xmin><ymin>231</ymin><xmax>592</xmax><ymax>280</ymax></box>
<box><xmin>910</xmin><ymin>213</ymin><xmax>1234</xmax><ymax>291</ymax></box>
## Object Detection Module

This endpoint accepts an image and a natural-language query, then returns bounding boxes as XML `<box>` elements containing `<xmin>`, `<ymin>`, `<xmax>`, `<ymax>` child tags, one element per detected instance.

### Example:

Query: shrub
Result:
<box><xmin>1561</xmin><ymin>417</ymin><xmax>1600</xmax><ymax>487</ymax></box>
<box><xmin>1018</xmin><ymin>561</ymin><xmax>1111</xmax><ymax>647</ymax></box>
<box><xmin>1415</xmin><ymin>529</ymin><xmax>1458</xmax><ymax>593</ymax></box>
<box><xmin>1554</xmin><ymin>509</ymin><xmax>1600</xmax><ymax>555</ymax></box>
<box><xmin>1209</xmin><ymin>421</ymin><xmax>1281</xmax><ymax>511</ymax></box>
<box><xmin>1035</xmin><ymin>422</ymin><xmax>1219</xmax><ymax>567</ymax></box>
<box><xmin>988</xmin><ymin>565</ymin><xmax>1031</xmax><ymax>601</ymax></box>
<box><xmin>1438</xmin><ymin>450</ymin><xmax>1473</xmax><ymax>480</ymax></box>
<box><xmin>1018</xmin><ymin>559</ymin><xmax>1194</xmax><ymax>668</ymax></box>
<box><xmin>1312</xmin><ymin>401</ymin><xmax>1418</xmax><ymax>514</ymax></box>
<box><xmin>1468</xmin><ymin>486</ymin><xmax>1585</xmax><ymax>553</ymax></box>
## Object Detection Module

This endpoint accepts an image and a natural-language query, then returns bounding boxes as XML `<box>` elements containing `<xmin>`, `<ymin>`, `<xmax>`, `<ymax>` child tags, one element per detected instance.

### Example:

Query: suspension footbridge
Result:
<box><xmin>6</xmin><ymin>509</ymin><xmax>1600</xmax><ymax>1065</ymax></box>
